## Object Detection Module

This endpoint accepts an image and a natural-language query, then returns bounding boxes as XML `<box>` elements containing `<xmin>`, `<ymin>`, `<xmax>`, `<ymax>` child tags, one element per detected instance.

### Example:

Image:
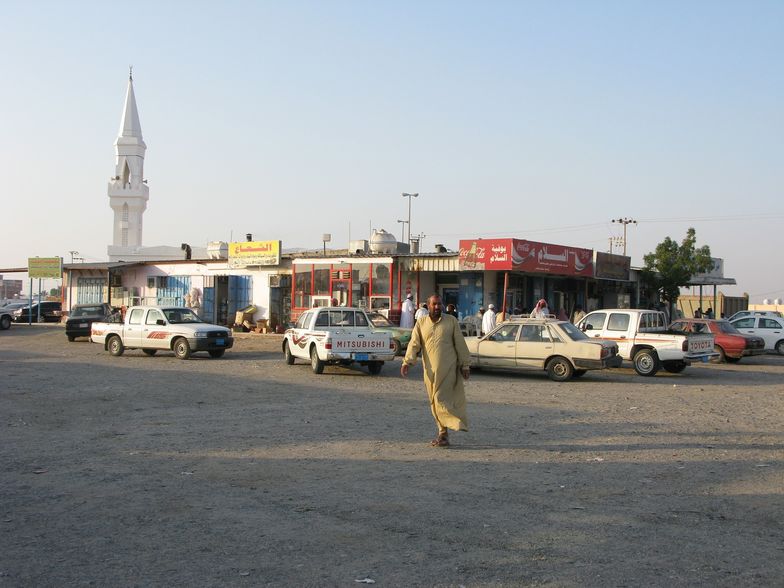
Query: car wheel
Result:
<box><xmin>173</xmin><ymin>338</ymin><xmax>192</xmax><ymax>360</ymax></box>
<box><xmin>367</xmin><ymin>361</ymin><xmax>383</xmax><ymax>375</ymax></box>
<box><xmin>546</xmin><ymin>356</ymin><xmax>573</xmax><ymax>382</ymax></box>
<box><xmin>573</xmin><ymin>369</ymin><xmax>587</xmax><ymax>378</ymax></box>
<box><xmin>662</xmin><ymin>360</ymin><xmax>687</xmax><ymax>373</ymax></box>
<box><xmin>142</xmin><ymin>349</ymin><xmax>157</xmax><ymax>356</ymax></box>
<box><xmin>725</xmin><ymin>356</ymin><xmax>741</xmax><ymax>363</ymax></box>
<box><xmin>284</xmin><ymin>341</ymin><xmax>295</xmax><ymax>365</ymax></box>
<box><xmin>107</xmin><ymin>335</ymin><xmax>124</xmax><ymax>357</ymax></box>
<box><xmin>310</xmin><ymin>345</ymin><xmax>324</xmax><ymax>374</ymax></box>
<box><xmin>0</xmin><ymin>315</ymin><xmax>11</xmax><ymax>330</ymax></box>
<box><xmin>776</xmin><ymin>340</ymin><xmax>784</xmax><ymax>356</ymax></box>
<box><xmin>208</xmin><ymin>349</ymin><xmax>225</xmax><ymax>358</ymax></box>
<box><xmin>632</xmin><ymin>349</ymin><xmax>659</xmax><ymax>376</ymax></box>
<box><xmin>392</xmin><ymin>338</ymin><xmax>402</xmax><ymax>356</ymax></box>
<box><xmin>67</xmin><ymin>335</ymin><xmax>76</xmax><ymax>342</ymax></box>
<box><xmin>38</xmin><ymin>315</ymin><xmax>48</xmax><ymax>323</ymax></box>
<box><xmin>711</xmin><ymin>345</ymin><xmax>726</xmax><ymax>363</ymax></box>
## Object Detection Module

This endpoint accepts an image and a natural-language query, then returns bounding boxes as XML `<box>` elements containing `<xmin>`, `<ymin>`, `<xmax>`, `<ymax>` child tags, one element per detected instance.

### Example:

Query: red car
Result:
<box><xmin>670</xmin><ymin>318</ymin><xmax>766</xmax><ymax>363</ymax></box>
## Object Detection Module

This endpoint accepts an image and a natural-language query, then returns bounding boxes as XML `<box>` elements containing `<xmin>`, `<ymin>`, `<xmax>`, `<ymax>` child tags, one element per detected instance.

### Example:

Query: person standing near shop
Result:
<box><xmin>572</xmin><ymin>305</ymin><xmax>586</xmax><ymax>324</ymax></box>
<box><xmin>415</xmin><ymin>303</ymin><xmax>429</xmax><ymax>320</ymax></box>
<box><xmin>400</xmin><ymin>294</ymin><xmax>471</xmax><ymax>448</ymax></box>
<box><xmin>481</xmin><ymin>303</ymin><xmax>497</xmax><ymax>335</ymax></box>
<box><xmin>400</xmin><ymin>293</ymin><xmax>416</xmax><ymax>328</ymax></box>
<box><xmin>530</xmin><ymin>299</ymin><xmax>550</xmax><ymax>318</ymax></box>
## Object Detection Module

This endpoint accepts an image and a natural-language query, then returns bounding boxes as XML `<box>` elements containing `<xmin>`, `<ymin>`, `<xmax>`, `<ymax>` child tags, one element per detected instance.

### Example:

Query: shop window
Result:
<box><xmin>314</xmin><ymin>264</ymin><xmax>330</xmax><ymax>296</ymax></box>
<box><xmin>294</xmin><ymin>266</ymin><xmax>312</xmax><ymax>308</ymax></box>
<box><xmin>352</xmin><ymin>264</ymin><xmax>370</xmax><ymax>309</ymax></box>
<box><xmin>373</xmin><ymin>263</ymin><xmax>390</xmax><ymax>295</ymax></box>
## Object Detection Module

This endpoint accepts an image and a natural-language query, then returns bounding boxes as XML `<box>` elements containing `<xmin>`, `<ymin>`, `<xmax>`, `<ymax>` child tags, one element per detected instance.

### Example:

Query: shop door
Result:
<box><xmin>441</xmin><ymin>287</ymin><xmax>459</xmax><ymax>308</ymax></box>
<box><xmin>331</xmin><ymin>280</ymin><xmax>350</xmax><ymax>306</ymax></box>
<box><xmin>77</xmin><ymin>278</ymin><xmax>107</xmax><ymax>304</ymax></box>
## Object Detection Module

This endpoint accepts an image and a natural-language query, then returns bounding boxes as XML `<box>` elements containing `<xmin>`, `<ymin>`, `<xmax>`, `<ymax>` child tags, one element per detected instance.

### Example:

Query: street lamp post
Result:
<box><xmin>611</xmin><ymin>217</ymin><xmax>637</xmax><ymax>256</ymax></box>
<box><xmin>402</xmin><ymin>192</ymin><xmax>419</xmax><ymax>245</ymax></box>
<box><xmin>396</xmin><ymin>219</ymin><xmax>408</xmax><ymax>243</ymax></box>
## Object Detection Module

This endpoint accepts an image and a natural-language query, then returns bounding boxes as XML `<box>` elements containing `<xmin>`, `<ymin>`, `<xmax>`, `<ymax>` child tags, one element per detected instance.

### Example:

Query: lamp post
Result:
<box><xmin>402</xmin><ymin>192</ymin><xmax>419</xmax><ymax>245</ymax></box>
<box><xmin>396</xmin><ymin>219</ymin><xmax>408</xmax><ymax>243</ymax></box>
<box><xmin>611</xmin><ymin>217</ymin><xmax>637</xmax><ymax>256</ymax></box>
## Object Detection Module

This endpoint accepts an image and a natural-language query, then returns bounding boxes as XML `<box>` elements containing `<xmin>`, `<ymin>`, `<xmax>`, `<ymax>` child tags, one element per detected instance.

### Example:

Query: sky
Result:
<box><xmin>1</xmin><ymin>1</ymin><xmax>782</xmax><ymax>302</ymax></box>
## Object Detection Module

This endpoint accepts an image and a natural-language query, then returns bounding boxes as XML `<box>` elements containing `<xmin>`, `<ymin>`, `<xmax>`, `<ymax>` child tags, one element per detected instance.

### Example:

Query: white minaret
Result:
<box><xmin>108</xmin><ymin>68</ymin><xmax>149</xmax><ymax>251</ymax></box>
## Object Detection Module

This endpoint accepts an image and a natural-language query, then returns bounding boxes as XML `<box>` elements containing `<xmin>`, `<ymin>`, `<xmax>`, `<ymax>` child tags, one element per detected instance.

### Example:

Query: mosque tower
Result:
<box><xmin>107</xmin><ymin>69</ymin><xmax>149</xmax><ymax>256</ymax></box>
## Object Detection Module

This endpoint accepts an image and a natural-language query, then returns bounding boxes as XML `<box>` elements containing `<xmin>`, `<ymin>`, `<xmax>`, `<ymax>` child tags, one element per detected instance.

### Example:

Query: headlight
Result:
<box><xmin>194</xmin><ymin>331</ymin><xmax>209</xmax><ymax>338</ymax></box>
<box><xmin>12</xmin><ymin>309</ymin><xmax>22</xmax><ymax>317</ymax></box>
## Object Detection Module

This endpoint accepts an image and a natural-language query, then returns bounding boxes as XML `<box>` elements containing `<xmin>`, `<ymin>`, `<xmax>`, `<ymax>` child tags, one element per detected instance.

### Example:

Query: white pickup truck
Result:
<box><xmin>283</xmin><ymin>306</ymin><xmax>395</xmax><ymax>374</ymax></box>
<box><xmin>91</xmin><ymin>306</ymin><xmax>233</xmax><ymax>359</ymax></box>
<box><xmin>576</xmin><ymin>308</ymin><xmax>716</xmax><ymax>376</ymax></box>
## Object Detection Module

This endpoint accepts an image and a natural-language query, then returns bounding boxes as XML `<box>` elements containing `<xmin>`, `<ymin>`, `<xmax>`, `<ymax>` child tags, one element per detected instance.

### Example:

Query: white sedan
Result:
<box><xmin>464</xmin><ymin>318</ymin><xmax>622</xmax><ymax>381</ymax></box>
<box><xmin>730</xmin><ymin>315</ymin><xmax>784</xmax><ymax>354</ymax></box>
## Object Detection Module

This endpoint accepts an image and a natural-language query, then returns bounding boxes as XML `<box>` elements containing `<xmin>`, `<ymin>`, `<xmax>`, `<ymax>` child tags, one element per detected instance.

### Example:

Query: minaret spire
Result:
<box><xmin>108</xmin><ymin>71</ymin><xmax>149</xmax><ymax>256</ymax></box>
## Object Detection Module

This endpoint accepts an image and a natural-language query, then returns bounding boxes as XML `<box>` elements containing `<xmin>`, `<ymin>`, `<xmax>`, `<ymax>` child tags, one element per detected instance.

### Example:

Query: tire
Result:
<box><xmin>208</xmin><ymin>349</ymin><xmax>225</xmax><ymax>358</ymax></box>
<box><xmin>546</xmin><ymin>356</ymin><xmax>574</xmax><ymax>382</ymax></box>
<box><xmin>711</xmin><ymin>345</ymin><xmax>726</xmax><ymax>363</ymax></box>
<box><xmin>662</xmin><ymin>360</ymin><xmax>687</xmax><ymax>374</ymax></box>
<box><xmin>310</xmin><ymin>345</ymin><xmax>324</xmax><ymax>374</ymax></box>
<box><xmin>108</xmin><ymin>335</ymin><xmax>124</xmax><ymax>357</ymax></box>
<box><xmin>38</xmin><ymin>315</ymin><xmax>48</xmax><ymax>323</ymax></box>
<box><xmin>725</xmin><ymin>356</ymin><xmax>741</xmax><ymax>363</ymax></box>
<box><xmin>573</xmin><ymin>369</ymin><xmax>587</xmax><ymax>378</ymax></box>
<box><xmin>392</xmin><ymin>338</ymin><xmax>402</xmax><ymax>356</ymax></box>
<box><xmin>776</xmin><ymin>340</ymin><xmax>784</xmax><ymax>356</ymax></box>
<box><xmin>142</xmin><ymin>349</ymin><xmax>157</xmax><ymax>356</ymax></box>
<box><xmin>173</xmin><ymin>338</ymin><xmax>192</xmax><ymax>360</ymax></box>
<box><xmin>632</xmin><ymin>348</ymin><xmax>660</xmax><ymax>377</ymax></box>
<box><xmin>0</xmin><ymin>315</ymin><xmax>11</xmax><ymax>330</ymax></box>
<box><xmin>67</xmin><ymin>335</ymin><xmax>76</xmax><ymax>342</ymax></box>
<box><xmin>367</xmin><ymin>361</ymin><xmax>383</xmax><ymax>375</ymax></box>
<box><xmin>284</xmin><ymin>341</ymin><xmax>295</xmax><ymax>365</ymax></box>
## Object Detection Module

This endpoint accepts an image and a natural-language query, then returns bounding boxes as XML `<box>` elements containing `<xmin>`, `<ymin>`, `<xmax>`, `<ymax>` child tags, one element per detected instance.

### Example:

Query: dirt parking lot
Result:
<box><xmin>1</xmin><ymin>325</ymin><xmax>783</xmax><ymax>587</ymax></box>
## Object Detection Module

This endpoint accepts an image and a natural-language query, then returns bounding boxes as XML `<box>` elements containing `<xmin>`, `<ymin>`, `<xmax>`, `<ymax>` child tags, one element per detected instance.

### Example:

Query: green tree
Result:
<box><xmin>640</xmin><ymin>227</ymin><xmax>712</xmax><ymax>317</ymax></box>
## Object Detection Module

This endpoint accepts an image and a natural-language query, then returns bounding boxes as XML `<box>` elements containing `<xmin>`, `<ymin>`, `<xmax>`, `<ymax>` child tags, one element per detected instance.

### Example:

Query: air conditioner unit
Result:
<box><xmin>268</xmin><ymin>274</ymin><xmax>281</xmax><ymax>288</ymax></box>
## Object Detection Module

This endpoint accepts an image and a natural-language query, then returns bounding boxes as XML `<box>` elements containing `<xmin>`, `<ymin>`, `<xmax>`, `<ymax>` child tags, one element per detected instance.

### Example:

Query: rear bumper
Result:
<box><xmin>574</xmin><ymin>355</ymin><xmax>623</xmax><ymax>369</ymax></box>
<box><xmin>325</xmin><ymin>351</ymin><xmax>395</xmax><ymax>362</ymax></box>
<box><xmin>683</xmin><ymin>351</ymin><xmax>719</xmax><ymax>363</ymax></box>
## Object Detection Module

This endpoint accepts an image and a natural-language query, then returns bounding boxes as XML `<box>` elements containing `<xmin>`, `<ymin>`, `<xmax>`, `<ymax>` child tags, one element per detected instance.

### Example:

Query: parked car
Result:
<box><xmin>65</xmin><ymin>303</ymin><xmax>118</xmax><ymax>341</ymax></box>
<box><xmin>464</xmin><ymin>318</ymin><xmax>622</xmax><ymax>381</ymax></box>
<box><xmin>91</xmin><ymin>306</ymin><xmax>233</xmax><ymax>359</ymax></box>
<box><xmin>730</xmin><ymin>315</ymin><xmax>784</xmax><ymax>355</ymax></box>
<box><xmin>367</xmin><ymin>311</ymin><xmax>412</xmax><ymax>355</ymax></box>
<box><xmin>669</xmin><ymin>318</ymin><xmax>766</xmax><ymax>363</ymax></box>
<box><xmin>12</xmin><ymin>301</ymin><xmax>62</xmax><ymax>323</ymax></box>
<box><xmin>727</xmin><ymin>310</ymin><xmax>782</xmax><ymax>322</ymax></box>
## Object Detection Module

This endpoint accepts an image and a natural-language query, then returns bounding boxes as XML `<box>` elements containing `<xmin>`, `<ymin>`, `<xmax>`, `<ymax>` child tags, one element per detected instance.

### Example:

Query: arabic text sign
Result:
<box><xmin>511</xmin><ymin>240</ymin><xmax>593</xmax><ymax>276</ymax></box>
<box><xmin>28</xmin><ymin>257</ymin><xmax>63</xmax><ymax>279</ymax></box>
<box><xmin>229</xmin><ymin>240</ymin><xmax>281</xmax><ymax>267</ymax></box>
<box><xmin>458</xmin><ymin>239</ymin><xmax>514</xmax><ymax>271</ymax></box>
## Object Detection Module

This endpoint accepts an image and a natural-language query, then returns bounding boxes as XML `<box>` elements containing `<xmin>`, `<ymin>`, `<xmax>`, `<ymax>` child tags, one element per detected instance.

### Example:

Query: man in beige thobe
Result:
<box><xmin>400</xmin><ymin>294</ymin><xmax>471</xmax><ymax>447</ymax></box>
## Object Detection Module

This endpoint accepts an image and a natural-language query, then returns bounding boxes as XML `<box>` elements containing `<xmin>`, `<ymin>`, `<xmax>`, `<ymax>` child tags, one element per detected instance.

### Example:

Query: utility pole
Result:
<box><xmin>402</xmin><ymin>192</ymin><xmax>419</xmax><ymax>245</ymax></box>
<box><xmin>608</xmin><ymin>236</ymin><xmax>624</xmax><ymax>253</ymax></box>
<box><xmin>611</xmin><ymin>217</ymin><xmax>637</xmax><ymax>256</ymax></box>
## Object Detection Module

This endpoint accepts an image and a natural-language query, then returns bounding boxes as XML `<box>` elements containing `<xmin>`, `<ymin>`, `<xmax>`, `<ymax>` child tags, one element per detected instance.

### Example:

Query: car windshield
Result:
<box><xmin>72</xmin><ymin>306</ymin><xmax>105</xmax><ymax>317</ymax></box>
<box><xmin>557</xmin><ymin>321</ymin><xmax>590</xmax><ymax>341</ymax></box>
<box><xmin>716</xmin><ymin>320</ymin><xmax>740</xmax><ymax>334</ymax></box>
<box><xmin>163</xmin><ymin>308</ymin><xmax>203</xmax><ymax>324</ymax></box>
<box><xmin>370</xmin><ymin>313</ymin><xmax>392</xmax><ymax>327</ymax></box>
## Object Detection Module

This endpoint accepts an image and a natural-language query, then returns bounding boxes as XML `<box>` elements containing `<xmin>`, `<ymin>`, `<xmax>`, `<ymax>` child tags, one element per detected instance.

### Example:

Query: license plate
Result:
<box><xmin>355</xmin><ymin>353</ymin><xmax>369</xmax><ymax>361</ymax></box>
<box><xmin>216</xmin><ymin>338</ymin><xmax>225</xmax><ymax>346</ymax></box>
<box><xmin>79</xmin><ymin>323</ymin><xmax>88</xmax><ymax>328</ymax></box>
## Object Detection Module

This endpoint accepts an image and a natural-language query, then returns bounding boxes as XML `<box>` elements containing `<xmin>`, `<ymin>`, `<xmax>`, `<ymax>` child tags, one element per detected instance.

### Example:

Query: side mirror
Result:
<box><xmin>583</xmin><ymin>324</ymin><xmax>592</xmax><ymax>331</ymax></box>
<box><xmin>157</xmin><ymin>319</ymin><xmax>166</xmax><ymax>326</ymax></box>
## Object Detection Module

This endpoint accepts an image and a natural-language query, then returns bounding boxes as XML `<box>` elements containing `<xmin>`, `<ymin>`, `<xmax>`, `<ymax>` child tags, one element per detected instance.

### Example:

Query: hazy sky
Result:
<box><xmin>1</xmin><ymin>1</ymin><xmax>781</xmax><ymax>302</ymax></box>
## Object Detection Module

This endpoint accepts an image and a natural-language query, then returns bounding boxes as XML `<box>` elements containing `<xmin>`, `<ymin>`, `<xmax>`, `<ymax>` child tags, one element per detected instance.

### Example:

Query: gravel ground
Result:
<box><xmin>1</xmin><ymin>325</ymin><xmax>783</xmax><ymax>587</ymax></box>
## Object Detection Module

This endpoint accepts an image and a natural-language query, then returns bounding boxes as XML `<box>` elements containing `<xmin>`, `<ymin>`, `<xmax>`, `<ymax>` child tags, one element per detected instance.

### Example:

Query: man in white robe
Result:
<box><xmin>481</xmin><ymin>304</ymin><xmax>497</xmax><ymax>335</ymax></box>
<box><xmin>400</xmin><ymin>293</ymin><xmax>416</xmax><ymax>328</ymax></box>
